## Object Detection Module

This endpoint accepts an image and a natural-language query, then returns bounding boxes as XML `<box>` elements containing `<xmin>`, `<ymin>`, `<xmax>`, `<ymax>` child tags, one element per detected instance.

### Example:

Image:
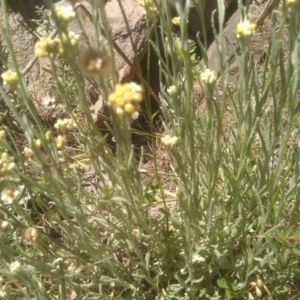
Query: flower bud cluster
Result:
<box><xmin>138</xmin><ymin>0</ymin><xmax>159</xmax><ymax>15</ymax></box>
<box><xmin>54</xmin><ymin>118</ymin><xmax>76</xmax><ymax>130</ymax></box>
<box><xmin>1</xmin><ymin>69</ymin><xmax>18</xmax><ymax>89</ymax></box>
<box><xmin>49</xmin><ymin>4</ymin><xmax>76</xmax><ymax>25</ymax></box>
<box><xmin>200</xmin><ymin>69</ymin><xmax>216</xmax><ymax>85</ymax></box>
<box><xmin>35</xmin><ymin>32</ymin><xmax>79</xmax><ymax>58</ymax></box>
<box><xmin>161</xmin><ymin>135</ymin><xmax>179</xmax><ymax>147</ymax></box>
<box><xmin>35</xmin><ymin>37</ymin><xmax>60</xmax><ymax>58</ymax></box>
<box><xmin>237</xmin><ymin>20</ymin><xmax>256</xmax><ymax>40</ymax></box>
<box><xmin>108</xmin><ymin>82</ymin><xmax>144</xmax><ymax>118</ymax></box>
<box><xmin>172</xmin><ymin>17</ymin><xmax>180</xmax><ymax>25</ymax></box>
<box><xmin>167</xmin><ymin>85</ymin><xmax>178</xmax><ymax>95</ymax></box>
<box><xmin>55</xmin><ymin>135</ymin><xmax>66</xmax><ymax>149</ymax></box>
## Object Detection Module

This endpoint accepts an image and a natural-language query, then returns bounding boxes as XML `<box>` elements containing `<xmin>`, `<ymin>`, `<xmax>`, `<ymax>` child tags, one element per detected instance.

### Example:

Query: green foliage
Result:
<box><xmin>0</xmin><ymin>0</ymin><xmax>300</xmax><ymax>299</ymax></box>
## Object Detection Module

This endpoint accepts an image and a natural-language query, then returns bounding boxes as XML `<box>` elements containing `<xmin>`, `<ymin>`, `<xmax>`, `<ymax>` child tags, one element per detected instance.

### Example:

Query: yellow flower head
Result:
<box><xmin>200</xmin><ymin>69</ymin><xmax>216</xmax><ymax>85</ymax></box>
<box><xmin>172</xmin><ymin>17</ymin><xmax>181</xmax><ymax>26</ymax></box>
<box><xmin>55</xmin><ymin>135</ymin><xmax>66</xmax><ymax>149</ymax></box>
<box><xmin>54</xmin><ymin>118</ymin><xmax>76</xmax><ymax>130</ymax></box>
<box><xmin>108</xmin><ymin>82</ymin><xmax>144</xmax><ymax>118</ymax></box>
<box><xmin>1</xmin><ymin>69</ymin><xmax>18</xmax><ymax>89</ymax></box>
<box><xmin>138</xmin><ymin>0</ymin><xmax>159</xmax><ymax>16</ymax></box>
<box><xmin>57</xmin><ymin>31</ymin><xmax>80</xmax><ymax>55</ymax></box>
<box><xmin>35</xmin><ymin>37</ymin><xmax>60</xmax><ymax>58</ymax></box>
<box><xmin>49</xmin><ymin>4</ymin><xmax>76</xmax><ymax>25</ymax></box>
<box><xmin>237</xmin><ymin>20</ymin><xmax>256</xmax><ymax>40</ymax></box>
<box><xmin>161</xmin><ymin>134</ymin><xmax>179</xmax><ymax>147</ymax></box>
<box><xmin>167</xmin><ymin>85</ymin><xmax>178</xmax><ymax>95</ymax></box>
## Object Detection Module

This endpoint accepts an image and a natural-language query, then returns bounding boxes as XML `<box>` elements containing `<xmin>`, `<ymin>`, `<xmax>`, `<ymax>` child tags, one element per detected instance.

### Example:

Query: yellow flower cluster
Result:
<box><xmin>237</xmin><ymin>20</ymin><xmax>256</xmax><ymax>40</ymax></box>
<box><xmin>108</xmin><ymin>82</ymin><xmax>144</xmax><ymax>118</ymax></box>
<box><xmin>0</xmin><ymin>152</ymin><xmax>15</xmax><ymax>175</ymax></box>
<box><xmin>161</xmin><ymin>134</ymin><xmax>179</xmax><ymax>147</ymax></box>
<box><xmin>54</xmin><ymin>118</ymin><xmax>76</xmax><ymax>130</ymax></box>
<box><xmin>34</xmin><ymin>32</ymin><xmax>79</xmax><ymax>58</ymax></box>
<box><xmin>35</xmin><ymin>37</ymin><xmax>60</xmax><ymax>58</ymax></box>
<box><xmin>138</xmin><ymin>0</ymin><xmax>159</xmax><ymax>15</ymax></box>
<box><xmin>49</xmin><ymin>4</ymin><xmax>76</xmax><ymax>25</ymax></box>
<box><xmin>58</xmin><ymin>32</ymin><xmax>80</xmax><ymax>55</ymax></box>
<box><xmin>1</xmin><ymin>69</ymin><xmax>18</xmax><ymax>89</ymax></box>
<box><xmin>167</xmin><ymin>85</ymin><xmax>178</xmax><ymax>95</ymax></box>
<box><xmin>55</xmin><ymin>135</ymin><xmax>66</xmax><ymax>149</ymax></box>
<box><xmin>172</xmin><ymin>17</ymin><xmax>181</xmax><ymax>25</ymax></box>
<box><xmin>200</xmin><ymin>69</ymin><xmax>216</xmax><ymax>85</ymax></box>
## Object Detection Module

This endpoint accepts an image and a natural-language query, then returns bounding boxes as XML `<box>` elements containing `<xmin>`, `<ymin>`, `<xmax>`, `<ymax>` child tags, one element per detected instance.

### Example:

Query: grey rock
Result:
<box><xmin>170</xmin><ymin>0</ymin><xmax>236</xmax><ymax>36</ymax></box>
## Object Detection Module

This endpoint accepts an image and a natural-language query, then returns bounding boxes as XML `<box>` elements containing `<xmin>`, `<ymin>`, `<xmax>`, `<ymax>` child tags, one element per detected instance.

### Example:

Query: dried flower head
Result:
<box><xmin>1</xmin><ymin>188</ymin><xmax>20</xmax><ymax>205</ymax></box>
<box><xmin>200</xmin><ymin>69</ymin><xmax>216</xmax><ymax>85</ymax></box>
<box><xmin>108</xmin><ymin>82</ymin><xmax>143</xmax><ymax>118</ymax></box>
<box><xmin>79</xmin><ymin>48</ymin><xmax>111</xmax><ymax>77</ymax></box>
<box><xmin>237</xmin><ymin>20</ymin><xmax>256</xmax><ymax>40</ymax></box>
<box><xmin>1</xmin><ymin>69</ymin><xmax>18</xmax><ymax>89</ymax></box>
<box><xmin>22</xmin><ymin>227</ymin><xmax>38</xmax><ymax>245</ymax></box>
